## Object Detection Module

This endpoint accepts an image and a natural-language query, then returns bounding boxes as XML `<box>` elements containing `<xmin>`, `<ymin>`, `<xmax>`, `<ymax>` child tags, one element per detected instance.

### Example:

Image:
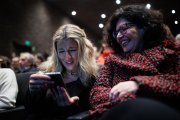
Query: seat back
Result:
<box><xmin>0</xmin><ymin>72</ymin><xmax>34</xmax><ymax>120</ymax></box>
<box><xmin>15</xmin><ymin>72</ymin><xmax>34</xmax><ymax>106</ymax></box>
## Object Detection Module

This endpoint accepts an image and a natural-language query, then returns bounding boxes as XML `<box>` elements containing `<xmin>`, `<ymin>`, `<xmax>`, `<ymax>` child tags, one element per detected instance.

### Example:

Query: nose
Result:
<box><xmin>117</xmin><ymin>31</ymin><xmax>124</xmax><ymax>38</ymax></box>
<box><xmin>19</xmin><ymin>60</ymin><xmax>22</xmax><ymax>64</ymax></box>
<box><xmin>64</xmin><ymin>51</ymin><xmax>72</xmax><ymax>59</ymax></box>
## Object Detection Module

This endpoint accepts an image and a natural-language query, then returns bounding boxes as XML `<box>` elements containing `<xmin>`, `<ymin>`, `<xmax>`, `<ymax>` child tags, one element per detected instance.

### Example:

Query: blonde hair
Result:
<box><xmin>39</xmin><ymin>24</ymin><xmax>98</xmax><ymax>84</ymax></box>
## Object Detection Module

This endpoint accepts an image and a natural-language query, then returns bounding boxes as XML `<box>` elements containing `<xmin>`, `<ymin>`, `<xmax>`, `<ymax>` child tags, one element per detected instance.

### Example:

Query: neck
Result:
<box><xmin>63</xmin><ymin>70</ymin><xmax>79</xmax><ymax>83</ymax></box>
<box><xmin>66</xmin><ymin>70</ymin><xmax>78</xmax><ymax>76</ymax></box>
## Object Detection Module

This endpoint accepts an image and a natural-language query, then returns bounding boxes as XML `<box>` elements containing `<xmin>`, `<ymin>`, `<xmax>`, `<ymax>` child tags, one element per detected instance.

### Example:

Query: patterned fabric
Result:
<box><xmin>90</xmin><ymin>40</ymin><xmax>179</xmax><ymax>114</ymax></box>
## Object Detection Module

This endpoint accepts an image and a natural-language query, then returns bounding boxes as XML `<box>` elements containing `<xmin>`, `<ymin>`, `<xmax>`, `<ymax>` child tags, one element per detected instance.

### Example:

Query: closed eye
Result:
<box><xmin>69</xmin><ymin>49</ymin><xmax>77</xmax><ymax>52</ymax></box>
<box><xmin>58</xmin><ymin>50</ymin><xmax>65</xmax><ymax>54</ymax></box>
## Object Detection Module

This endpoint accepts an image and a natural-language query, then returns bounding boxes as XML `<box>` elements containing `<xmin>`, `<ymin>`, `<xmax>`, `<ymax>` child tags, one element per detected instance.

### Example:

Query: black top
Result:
<box><xmin>25</xmin><ymin>77</ymin><xmax>96</xmax><ymax>120</ymax></box>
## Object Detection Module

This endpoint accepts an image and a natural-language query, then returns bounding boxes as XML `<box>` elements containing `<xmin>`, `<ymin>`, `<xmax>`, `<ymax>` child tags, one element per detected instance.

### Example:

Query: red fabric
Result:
<box><xmin>90</xmin><ymin>41</ymin><xmax>179</xmax><ymax>114</ymax></box>
<box><xmin>96</xmin><ymin>48</ymin><xmax>114</xmax><ymax>65</ymax></box>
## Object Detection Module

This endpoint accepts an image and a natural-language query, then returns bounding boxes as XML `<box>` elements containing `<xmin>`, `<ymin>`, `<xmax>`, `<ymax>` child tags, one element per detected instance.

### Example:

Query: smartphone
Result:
<box><xmin>45</xmin><ymin>72</ymin><xmax>65</xmax><ymax>87</ymax></box>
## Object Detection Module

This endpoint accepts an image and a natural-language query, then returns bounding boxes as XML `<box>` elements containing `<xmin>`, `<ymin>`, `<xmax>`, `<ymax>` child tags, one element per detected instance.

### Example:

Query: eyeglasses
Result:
<box><xmin>112</xmin><ymin>23</ymin><xmax>135</xmax><ymax>39</ymax></box>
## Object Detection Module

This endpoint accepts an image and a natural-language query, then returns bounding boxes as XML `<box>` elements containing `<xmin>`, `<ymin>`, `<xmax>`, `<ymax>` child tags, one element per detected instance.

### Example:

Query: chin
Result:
<box><xmin>67</xmin><ymin>68</ymin><xmax>74</xmax><ymax>71</ymax></box>
<box><xmin>123</xmin><ymin>48</ymin><xmax>129</xmax><ymax>53</ymax></box>
<box><xmin>123</xmin><ymin>45</ymin><xmax>134</xmax><ymax>52</ymax></box>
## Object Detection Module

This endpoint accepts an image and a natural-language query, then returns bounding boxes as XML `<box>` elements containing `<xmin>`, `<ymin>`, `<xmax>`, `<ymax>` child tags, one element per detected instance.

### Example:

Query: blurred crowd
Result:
<box><xmin>0</xmin><ymin>52</ymin><xmax>48</xmax><ymax>73</ymax></box>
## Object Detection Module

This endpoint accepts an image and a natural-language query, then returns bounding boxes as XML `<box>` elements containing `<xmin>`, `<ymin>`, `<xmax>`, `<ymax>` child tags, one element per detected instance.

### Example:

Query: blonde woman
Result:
<box><xmin>25</xmin><ymin>24</ymin><xmax>98</xmax><ymax>120</ymax></box>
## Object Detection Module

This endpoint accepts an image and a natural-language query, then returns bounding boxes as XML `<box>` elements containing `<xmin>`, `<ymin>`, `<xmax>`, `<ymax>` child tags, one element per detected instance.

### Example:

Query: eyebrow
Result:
<box><xmin>116</xmin><ymin>22</ymin><xmax>134</xmax><ymax>30</ymax></box>
<box><xmin>58</xmin><ymin>47</ymin><xmax>77</xmax><ymax>50</ymax></box>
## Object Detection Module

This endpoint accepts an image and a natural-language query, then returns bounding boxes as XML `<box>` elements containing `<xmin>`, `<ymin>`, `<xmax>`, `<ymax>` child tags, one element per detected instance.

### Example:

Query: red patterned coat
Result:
<box><xmin>90</xmin><ymin>41</ymin><xmax>180</xmax><ymax>114</ymax></box>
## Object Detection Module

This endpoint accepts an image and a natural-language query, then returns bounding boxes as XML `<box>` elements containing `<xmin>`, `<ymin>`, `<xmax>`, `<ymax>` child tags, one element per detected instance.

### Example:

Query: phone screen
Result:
<box><xmin>45</xmin><ymin>72</ymin><xmax>65</xmax><ymax>87</ymax></box>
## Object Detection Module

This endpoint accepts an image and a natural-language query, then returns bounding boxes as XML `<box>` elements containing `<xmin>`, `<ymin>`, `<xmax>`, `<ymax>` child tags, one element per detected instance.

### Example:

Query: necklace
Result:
<box><xmin>63</xmin><ymin>71</ymin><xmax>79</xmax><ymax>83</ymax></box>
<box><xmin>66</xmin><ymin>70</ymin><xmax>79</xmax><ymax>77</ymax></box>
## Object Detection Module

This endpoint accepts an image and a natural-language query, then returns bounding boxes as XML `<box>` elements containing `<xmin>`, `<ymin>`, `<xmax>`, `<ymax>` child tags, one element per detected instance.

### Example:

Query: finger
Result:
<box><xmin>29</xmin><ymin>79</ymin><xmax>54</xmax><ymax>89</ymax></box>
<box><xmin>109</xmin><ymin>92</ymin><xmax>113</xmax><ymax>101</ymax></box>
<box><xmin>57</xmin><ymin>86</ymin><xmax>67</xmax><ymax>106</ymax></box>
<box><xmin>109</xmin><ymin>87</ymin><xmax>116</xmax><ymax>100</ymax></box>
<box><xmin>118</xmin><ymin>91</ymin><xmax>127</xmax><ymax>98</ymax></box>
<box><xmin>59</xmin><ymin>87</ymin><xmax>71</xmax><ymax>105</ymax></box>
<box><xmin>29</xmin><ymin>79</ymin><xmax>44</xmax><ymax>85</ymax></box>
<box><xmin>52</xmin><ymin>87</ymin><xmax>67</xmax><ymax>106</ymax></box>
<box><xmin>59</xmin><ymin>87</ymin><xmax>79</xmax><ymax>105</ymax></box>
<box><xmin>109</xmin><ymin>86</ymin><xmax>120</xmax><ymax>100</ymax></box>
<box><xmin>70</xmin><ymin>96</ymin><xmax>79</xmax><ymax>104</ymax></box>
<box><xmin>110</xmin><ymin>85</ymin><xmax>123</xmax><ymax>96</ymax></box>
<box><xmin>110</xmin><ymin>86</ymin><xmax>117</xmax><ymax>94</ymax></box>
<box><xmin>29</xmin><ymin>84</ymin><xmax>41</xmax><ymax>89</ymax></box>
<box><xmin>109</xmin><ymin>91</ymin><xmax>115</xmax><ymax>101</ymax></box>
<box><xmin>109</xmin><ymin>90</ymin><xmax>120</xmax><ymax>101</ymax></box>
<box><xmin>30</xmin><ymin>74</ymin><xmax>51</xmax><ymax>80</ymax></box>
<box><xmin>29</xmin><ymin>84</ymin><xmax>42</xmax><ymax>92</ymax></box>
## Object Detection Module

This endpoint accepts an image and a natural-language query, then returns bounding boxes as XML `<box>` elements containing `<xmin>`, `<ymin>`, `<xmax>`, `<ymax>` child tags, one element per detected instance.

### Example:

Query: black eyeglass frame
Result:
<box><xmin>112</xmin><ymin>23</ymin><xmax>135</xmax><ymax>39</ymax></box>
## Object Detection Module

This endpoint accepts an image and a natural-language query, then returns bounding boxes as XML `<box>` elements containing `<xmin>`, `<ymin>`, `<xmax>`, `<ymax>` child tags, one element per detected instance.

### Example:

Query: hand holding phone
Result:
<box><xmin>45</xmin><ymin>72</ymin><xmax>65</xmax><ymax>87</ymax></box>
<box><xmin>45</xmin><ymin>72</ymin><xmax>80</xmax><ymax>107</ymax></box>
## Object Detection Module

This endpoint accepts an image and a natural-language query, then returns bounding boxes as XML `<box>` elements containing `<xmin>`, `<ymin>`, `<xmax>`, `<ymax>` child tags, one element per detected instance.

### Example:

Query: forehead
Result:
<box><xmin>57</xmin><ymin>38</ymin><xmax>78</xmax><ymax>48</ymax></box>
<box><xmin>12</xmin><ymin>58</ymin><xmax>19</xmax><ymax>62</ymax></box>
<box><xmin>116</xmin><ymin>18</ymin><xmax>129</xmax><ymax>26</ymax></box>
<box><xmin>12</xmin><ymin>57</ymin><xmax>19</xmax><ymax>61</ymax></box>
<box><xmin>20</xmin><ymin>54</ymin><xmax>27</xmax><ymax>59</ymax></box>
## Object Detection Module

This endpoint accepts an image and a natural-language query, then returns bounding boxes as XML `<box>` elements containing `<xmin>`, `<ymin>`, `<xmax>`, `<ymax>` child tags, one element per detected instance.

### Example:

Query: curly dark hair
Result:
<box><xmin>104</xmin><ymin>4</ymin><xmax>167</xmax><ymax>53</ymax></box>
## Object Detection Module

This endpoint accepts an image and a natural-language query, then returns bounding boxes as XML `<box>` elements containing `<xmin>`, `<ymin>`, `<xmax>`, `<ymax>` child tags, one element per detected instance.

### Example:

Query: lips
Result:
<box><xmin>117</xmin><ymin>38</ymin><xmax>130</xmax><ymax>47</ymax></box>
<box><xmin>65</xmin><ymin>61</ymin><xmax>73</xmax><ymax>64</ymax></box>
<box><xmin>121</xmin><ymin>40</ymin><xmax>129</xmax><ymax>47</ymax></box>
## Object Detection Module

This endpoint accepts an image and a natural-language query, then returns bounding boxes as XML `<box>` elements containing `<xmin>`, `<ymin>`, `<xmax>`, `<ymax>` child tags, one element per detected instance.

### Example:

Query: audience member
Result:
<box><xmin>175</xmin><ymin>34</ymin><xmax>180</xmax><ymax>51</ymax></box>
<box><xmin>90</xmin><ymin>4</ymin><xmax>180</xmax><ymax>120</ymax></box>
<box><xmin>175</xmin><ymin>33</ymin><xmax>180</xmax><ymax>41</ymax></box>
<box><xmin>19</xmin><ymin>52</ymin><xmax>37</xmax><ymax>73</ymax></box>
<box><xmin>25</xmin><ymin>24</ymin><xmax>98</xmax><ymax>120</ymax></box>
<box><xmin>0</xmin><ymin>55</ymin><xmax>11</xmax><ymax>68</ymax></box>
<box><xmin>11</xmin><ymin>56</ymin><xmax>21</xmax><ymax>73</ymax></box>
<box><xmin>164</xmin><ymin>24</ymin><xmax>175</xmax><ymax>40</ymax></box>
<box><xmin>96</xmin><ymin>42</ymin><xmax>114</xmax><ymax>66</ymax></box>
<box><xmin>34</xmin><ymin>53</ymin><xmax>45</xmax><ymax>67</ymax></box>
<box><xmin>0</xmin><ymin>68</ymin><xmax>18</xmax><ymax>110</ymax></box>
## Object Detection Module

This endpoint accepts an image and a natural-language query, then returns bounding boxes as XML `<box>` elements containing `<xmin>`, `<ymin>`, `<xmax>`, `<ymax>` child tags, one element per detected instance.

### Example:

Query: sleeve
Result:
<box><xmin>130</xmin><ymin>74</ymin><xmax>180</xmax><ymax>96</ymax></box>
<box><xmin>0</xmin><ymin>68</ymin><xmax>18</xmax><ymax>110</ymax></box>
<box><xmin>89</xmin><ymin>57</ymin><xmax>135</xmax><ymax>114</ymax></box>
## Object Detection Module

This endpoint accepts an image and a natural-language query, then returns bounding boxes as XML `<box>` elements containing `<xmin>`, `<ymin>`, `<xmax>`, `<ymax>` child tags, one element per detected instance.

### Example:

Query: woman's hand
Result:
<box><xmin>29</xmin><ymin>73</ymin><xmax>54</xmax><ymax>92</ymax></box>
<box><xmin>48</xmin><ymin>86</ymin><xmax>79</xmax><ymax>107</ymax></box>
<box><xmin>109</xmin><ymin>81</ymin><xmax>138</xmax><ymax>101</ymax></box>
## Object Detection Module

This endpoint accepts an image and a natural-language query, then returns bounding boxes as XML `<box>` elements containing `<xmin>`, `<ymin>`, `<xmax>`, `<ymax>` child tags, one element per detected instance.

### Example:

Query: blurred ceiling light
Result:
<box><xmin>101</xmin><ymin>14</ymin><xmax>106</xmax><ymax>19</ymax></box>
<box><xmin>172</xmin><ymin>10</ymin><xmax>175</xmax><ymax>14</ymax></box>
<box><xmin>116</xmin><ymin>0</ymin><xmax>121</xmax><ymax>5</ymax></box>
<box><xmin>174</xmin><ymin>20</ymin><xmax>178</xmax><ymax>24</ymax></box>
<box><xmin>145</xmin><ymin>4</ymin><xmax>151</xmax><ymax>9</ymax></box>
<box><xmin>99</xmin><ymin>23</ymin><xmax>104</xmax><ymax>28</ymax></box>
<box><xmin>71</xmin><ymin>11</ymin><xmax>77</xmax><ymax>16</ymax></box>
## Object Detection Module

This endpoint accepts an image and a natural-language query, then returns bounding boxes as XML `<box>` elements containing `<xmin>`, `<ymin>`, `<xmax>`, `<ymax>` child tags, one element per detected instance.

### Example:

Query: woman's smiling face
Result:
<box><xmin>115</xmin><ymin>18</ymin><xmax>143</xmax><ymax>53</ymax></box>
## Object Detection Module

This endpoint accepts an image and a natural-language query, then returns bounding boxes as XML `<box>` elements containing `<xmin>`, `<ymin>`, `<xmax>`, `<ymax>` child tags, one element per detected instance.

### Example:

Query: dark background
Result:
<box><xmin>0</xmin><ymin>0</ymin><xmax>179</xmax><ymax>57</ymax></box>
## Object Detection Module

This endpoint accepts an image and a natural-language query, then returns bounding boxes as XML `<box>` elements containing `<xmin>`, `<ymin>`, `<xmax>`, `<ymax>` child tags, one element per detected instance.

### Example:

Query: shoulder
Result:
<box><xmin>0</xmin><ymin>68</ymin><xmax>16</xmax><ymax>83</ymax></box>
<box><xmin>104</xmin><ymin>53</ymin><xmax>132</xmax><ymax>67</ymax></box>
<box><xmin>104</xmin><ymin>53</ymin><xmax>121</xmax><ymax>63</ymax></box>
<box><xmin>81</xmin><ymin>75</ymin><xmax>96</xmax><ymax>88</ymax></box>
<box><xmin>0</xmin><ymin>68</ymin><xmax>15</xmax><ymax>76</ymax></box>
